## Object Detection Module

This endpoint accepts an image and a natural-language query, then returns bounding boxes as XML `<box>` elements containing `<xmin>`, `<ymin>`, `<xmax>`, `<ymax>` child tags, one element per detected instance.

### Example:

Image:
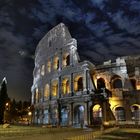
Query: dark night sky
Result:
<box><xmin>0</xmin><ymin>0</ymin><xmax>140</xmax><ymax>101</ymax></box>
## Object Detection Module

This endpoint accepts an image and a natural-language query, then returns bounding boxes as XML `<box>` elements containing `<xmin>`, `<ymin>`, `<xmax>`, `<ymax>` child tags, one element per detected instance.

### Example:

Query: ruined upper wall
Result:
<box><xmin>35</xmin><ymin>23</ymin><xmax>73</xmax><ymax>62</ymax></box>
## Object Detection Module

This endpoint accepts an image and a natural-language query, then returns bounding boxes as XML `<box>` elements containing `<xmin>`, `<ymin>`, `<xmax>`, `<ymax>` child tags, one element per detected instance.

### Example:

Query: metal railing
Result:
<box><xmin>0</xmin><ymin>125</ymin><xmax>83</xmax><ymax>140</ymax></box>
<box><xmin>64</xmin><ymin>127</ymin><xmax>119</xmax><ymax>140</ymax></box>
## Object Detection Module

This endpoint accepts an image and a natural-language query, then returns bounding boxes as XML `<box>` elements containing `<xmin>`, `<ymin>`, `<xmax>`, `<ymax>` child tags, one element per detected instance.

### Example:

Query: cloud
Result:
<box><xmin>130</xmin><ymin>1</ymin><xmax>140</xmax><ymax>11</ymax></box>
<box><xmin>0</xmin><ymin>29</ymin><xmax>25</xmax><ymax>66</ymax></box>
<box><xmin>112</xmin><ymin>10</ymin><xmax>140</xmax><ymax>34</ymax></box>
<box><xmin>91</xmin><ymin>0</ymin><xmax>105</xmax><ymax>9</ymax></box>
<box><xmin>0</xmin><ymin>0</ymin><xmax>140</xmax><ymax>100</ymax></box>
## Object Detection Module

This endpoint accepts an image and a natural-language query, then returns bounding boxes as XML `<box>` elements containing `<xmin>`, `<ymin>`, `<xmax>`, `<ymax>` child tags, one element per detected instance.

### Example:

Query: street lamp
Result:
<box><xmin>28</xmin><ymin>111</ymin><xmax>32</xmax><ymax>125</ymax></box>
<box><xmin>28</xmin><ymin>111</ymin><xmax>32</xmax><ymax>116</ymax></box>
<box><xmin>5</xmin><ymin>103</ymin><xmax>9</xmax><ymax>110</ymax></box>
<box><xmin>4</xmin><ymin>102</ymin><xmax>10</xmax><ymax>123</ymax></box>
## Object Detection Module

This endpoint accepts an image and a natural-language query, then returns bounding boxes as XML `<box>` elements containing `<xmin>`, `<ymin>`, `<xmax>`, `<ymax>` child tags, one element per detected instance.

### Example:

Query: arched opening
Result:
<box><xmin>97</xmin><ymin>78</ymin><xmax>105</xmax><ymax>89</ymax></box>
<box><xmin>44</xmin><ymin>84</ymin><xmax>50</xmax><ymax>100</ymax></box>
<box><xmin>37</xmin><ymin>110</ymin><xmax>42</xmax><ymax>124</ymax></box>
<box><xmin>35</xmin><ymin>109</ymin><xmax>39</xmax><ymax>124</ymax></box>
<box><xmin>47</xmin><ymin>60</ymin><xmax>51</xmax><ymax>72</ymax></box>
<box><xmin>35</xmin><ymin>108</ymin><xmax>44</xmax><ymax>124</ymax></box>
<box><xmin>66</xmin><ymin>55</ymin><xmax>70</xmax><ymax>66</ymax></box>
<box><xmin>92</xmin><ymin>104</ymin><xmax>102</xmax><ymax>125</ymax></box>
<box><xmin>131</xmin><ymin>105</ymin><xmax>140</xmax><ymax>121</ymax></box>
<box><xmin>113</xmin><ymin>79</ymin><xmax>122</xmax><ymax>89</ymax></box>
<box><xmin>35</xmin><ymin>88</ymin><xmax>39</xmax><ymax>103</ymax></box>
<box><xmin>53</xmin><ymin>56</ymin><xmax>59</xmax><ymax>70</ymax></box>
<box><xmin>66</xmin><ymin>80</ymin><xmax>70</xmax><ymax>93</ymax></box>
<box><xmin>74</xmin><ymin>76</ymin><xmax>83</xmax><ymax>92</ymax></box>
<box><xmin>43</xmin><ymin>109</ymin><xmax>49</xmax><ymax>124</ymax></box>
<box><xmin>63</xmin><ymin>53</ymin><xmax>70</xmax><ymax>67</ymax></box>
<box><xmin>137</xmin><ymin>79</ymin><xmax>140</xmax><ymax>90</ymax></box>
<box><xmin>51</xmin><ymin>107</ymin><xmax>58</xmax><ymax>126</ymax></box>
<box><xmin>41</xmin><ymin>65</ymin><xmax>45</xmax><ymax>76</ymax></box>
<box><xmin>130</xmin><ymin>79</ymin><xmax>136</xmax><ymax>90</ymax></box>
<box><xmin>74</xmin><ymin>105</ymin><xmax>84</xmax><ymax>127</ymax></box>
<box><xmin>112</xmin><ymin>75</ymin><xmax>122</xmax><ymax>89</ymax></box>
<box><xmin>61</xmin><ymin>107</ymin><xmax>69</xmax><ymax>126</ymax></box>
<box><xmin>62</xmin><ymin>78</ymin><xmax>70</xmax><ymax>95</ymax></box>
<box><xmin>52</xmin><ymin>80</ymin><xmax>58</xmax><ymax>97</ymax></box>
<box><xmin>115</xmin><ymin>107</ymin><xmax>125</xmax><ymax>121</ymax></box>
<box><xmin>77</xmin><ymin>77</ymin><xmax>83</xmax><ymax>91</ymax></box>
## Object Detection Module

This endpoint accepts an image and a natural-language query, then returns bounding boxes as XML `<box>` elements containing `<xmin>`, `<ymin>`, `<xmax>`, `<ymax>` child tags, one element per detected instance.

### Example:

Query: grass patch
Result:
<box><xmin>98</xmin><ymin>128</ymin><xmax>140</xmax><ymax>140</ymax></box>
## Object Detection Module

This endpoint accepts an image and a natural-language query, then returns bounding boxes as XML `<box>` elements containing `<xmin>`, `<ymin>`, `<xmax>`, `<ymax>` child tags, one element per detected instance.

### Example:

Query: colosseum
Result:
<box><xmin>31</xmin><ymin>23</ymin><xmax>140</xmax><ymax>127</ymax></box>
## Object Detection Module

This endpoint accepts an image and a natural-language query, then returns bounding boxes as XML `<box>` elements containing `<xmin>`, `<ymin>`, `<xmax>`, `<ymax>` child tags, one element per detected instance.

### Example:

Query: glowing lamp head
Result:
<box><xmin>28</xmin><ymin>112</ymin><xmax>32</xmax><ymax>116</ymax></box>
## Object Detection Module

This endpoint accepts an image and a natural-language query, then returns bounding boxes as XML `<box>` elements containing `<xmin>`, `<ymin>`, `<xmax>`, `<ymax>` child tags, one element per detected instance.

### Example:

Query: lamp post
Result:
<box><xmin>6</xmin><ymin>103</ymin><xmax>9</xmax><ymax>108</ymax></box>
<box><xmin>28</xmin><ymin>111</ymin><xmax>32</xmax><ymax>125</ymax></box>
<box><xmin>4</xmin><ymin>102</ymin><xmax>9</xmax><ymax>123</ymax></box>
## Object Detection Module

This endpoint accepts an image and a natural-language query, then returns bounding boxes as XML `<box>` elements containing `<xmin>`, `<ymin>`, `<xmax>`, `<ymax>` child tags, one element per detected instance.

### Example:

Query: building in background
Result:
<box><xmin>31</xmin><ymin>23</ymin><xmax>140</xmax><ymax>127</ymax></box>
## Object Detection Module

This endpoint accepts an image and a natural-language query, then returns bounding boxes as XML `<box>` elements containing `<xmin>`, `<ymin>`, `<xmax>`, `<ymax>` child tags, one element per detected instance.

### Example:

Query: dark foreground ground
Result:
<box><xmin>0</xmin><ymin>125</ymin><xmax>140</xmax><ymax>140</ymax></box>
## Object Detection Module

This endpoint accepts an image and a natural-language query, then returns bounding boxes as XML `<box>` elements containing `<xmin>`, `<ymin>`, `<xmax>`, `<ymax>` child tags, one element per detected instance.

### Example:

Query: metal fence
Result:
<box><xmin>0</xmin><ymin>125</ymin><xmax>84</xmax><ymax>140</ymax></box>
<box><xmin>64</xmin><ymin>127</ymin><xmax>119</xmax><ymax>140</ymax></box>
<box><xmin>0</xmin><ymin>125</ymin><xmax>120</xmax><ymax>140</ymax></box>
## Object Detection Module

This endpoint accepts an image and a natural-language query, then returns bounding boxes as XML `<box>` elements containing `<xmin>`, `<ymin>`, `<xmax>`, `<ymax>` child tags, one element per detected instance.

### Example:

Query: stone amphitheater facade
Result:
<box><xmin>31</xmin><ymin>23</ymin><xmax>140</xmax><ymax>127</ymax></box>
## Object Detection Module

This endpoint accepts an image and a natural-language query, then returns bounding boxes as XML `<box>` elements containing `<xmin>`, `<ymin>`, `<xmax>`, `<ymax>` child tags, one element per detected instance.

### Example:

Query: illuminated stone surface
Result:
<box><xmin>31</xmin><ymin>23</ymin><xmax>140</xmax><ymax>127</ymax></box>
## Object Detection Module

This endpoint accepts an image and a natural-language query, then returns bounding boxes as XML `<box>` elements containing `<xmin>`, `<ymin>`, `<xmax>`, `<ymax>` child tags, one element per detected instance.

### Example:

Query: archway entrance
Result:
<box><xmin>74</xmin><ymin>76</ymin><xmax>83</xmax><ymax>92</ymax></box>
<box><xmin>61</xmin><ymin>107</ymin><xmax>69</xmax><ymax>126</ymax></box>
<box><xmin>131</xmin><ymin>105</ymin><xmax>140</xmax><ymax>121</ymax></box>
<box><xmin>92</xmin><ymin>104</ymin><xmax>102</xmax><ymax>125</ymax></box>
<box><xmin>34</xmin><ymin>109</ymin><xmax>39</xmax><ymax>124</ymax></box>
<box><xmin>111</xmin><ymin>75</ymin><xmax>122</xmax><ymax>89</ymax></box>
<box><xmin>51</xmin><ymin>107</ymin><xmax>58</xmax><ymax>126</ymax></box>
<box><xmin>43</xmin><ymin>109</ymin><xmax>49</xmax><ymax>124</ymax></box>
<box><xmin>97</xmin><ymin>78</ymin><xmax>105</xmax><ymax>89</ymax></box>
<box><xmin>74</xmin><ymin>105</ymin><xmax>84</xmax><ymax>127</ymax></box>
<box><xmin>115</xmin><ymin>107</ymin><xmax>125</xmax><ymax>121</ymax></box>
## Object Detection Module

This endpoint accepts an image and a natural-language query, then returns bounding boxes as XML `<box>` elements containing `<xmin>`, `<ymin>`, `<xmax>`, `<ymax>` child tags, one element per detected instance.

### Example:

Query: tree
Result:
<box><xmin>0</xmin><ymin>77</ymin><xmax>9</xmax><ymax>123</ymax></box>
<box><xmin>9</xmin><ymin>99</ymin><xmax>18</xmax><ymax>122</ymax></box>
<box><xmin>23</xmin><ymin>101</ymin><xmax>30</xmax><ymax>110</ymax></box>
<box><xmin>22</xmin><ymin>101</ymin><xmax>31</xmax><ymax>116</ymax></box>
<box><xmin>17</xmin><ymin>100</ymin><xmax>22</xmax><ymax>110</ymax></box>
